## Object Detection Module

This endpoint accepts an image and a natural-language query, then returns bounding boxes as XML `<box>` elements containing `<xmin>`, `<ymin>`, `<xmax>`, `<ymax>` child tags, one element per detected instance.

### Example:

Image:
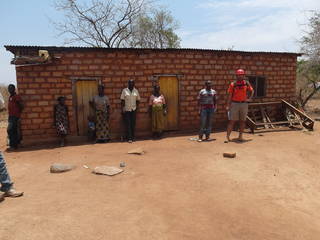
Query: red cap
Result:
<box><xmin>236</xmin><ymin>69</ymin><xmax>245</xmax><ymax>75</ymax></box>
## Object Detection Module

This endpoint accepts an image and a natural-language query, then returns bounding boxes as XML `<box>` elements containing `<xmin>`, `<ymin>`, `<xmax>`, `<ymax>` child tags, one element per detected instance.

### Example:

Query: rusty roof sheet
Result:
<box><xmin>4</xmin><ymin>45</ymin><xmax>302</xmax><ymax>56</ymax></box>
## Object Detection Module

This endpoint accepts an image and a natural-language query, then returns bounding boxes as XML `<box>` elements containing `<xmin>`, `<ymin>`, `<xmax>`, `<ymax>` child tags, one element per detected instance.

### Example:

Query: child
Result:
<box><xmin>53</xmin><ymin>96</ymin><xmax>69</xmax><ymax>147</ymax></box>
<box><xmin>87</xmin><ymin>115</ymin><xmax>96</xmax><ymax>142</ymax></box>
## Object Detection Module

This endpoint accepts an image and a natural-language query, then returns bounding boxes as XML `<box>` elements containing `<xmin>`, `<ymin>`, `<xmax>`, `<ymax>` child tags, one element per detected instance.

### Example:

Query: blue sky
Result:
<box><xmin>0</xmin><ymin>0</ymin><xmax>319</xmax><ymax>85</ymax></box>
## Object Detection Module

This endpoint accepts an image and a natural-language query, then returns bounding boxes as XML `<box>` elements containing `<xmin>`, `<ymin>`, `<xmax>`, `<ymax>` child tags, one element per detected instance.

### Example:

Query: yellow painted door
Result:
<box><xmin>159</xmin><ymin>76</ymin><xmax>179</xmax><ymax>130</ymax></box>
<box><xmin>76</xmin><ymin>81</ymin><xmax>98</xmax><ymax>136</ymax></box>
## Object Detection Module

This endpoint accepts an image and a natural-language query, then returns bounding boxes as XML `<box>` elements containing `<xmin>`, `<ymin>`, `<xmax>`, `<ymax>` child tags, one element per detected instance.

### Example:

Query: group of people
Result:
<box><xmin>0</xmin><ymin>69</ymin><xmax>253</xmax><ymax>200</ymax></box>
<box><xmin>52</xmin><ymin>69</ymin><xmax>253</xmax><ymax>145</ymax></box>
<box><xmin>54</xmin><ymin>79</ymin><xmax>169</xmax><ymax>145</ymax></box>
<box><xmin>3</xmin><ymin>69</ymin><xmax>254</xmax><ymax>147</ymax></box>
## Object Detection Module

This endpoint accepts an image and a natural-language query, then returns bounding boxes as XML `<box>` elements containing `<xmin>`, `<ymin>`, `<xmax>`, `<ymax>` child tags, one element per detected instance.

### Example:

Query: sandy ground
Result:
<box><xmin>1</xmin><ymin>120</ymin><xmax>320</xmax><ymax>240</ymax></box>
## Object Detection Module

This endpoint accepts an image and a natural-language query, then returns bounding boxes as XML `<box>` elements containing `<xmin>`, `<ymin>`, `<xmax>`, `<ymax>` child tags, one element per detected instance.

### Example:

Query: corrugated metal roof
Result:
<box><xmin>4</xmin><ymin>45</ymin><xmax>302</xmax><ymax>56</ymax></box>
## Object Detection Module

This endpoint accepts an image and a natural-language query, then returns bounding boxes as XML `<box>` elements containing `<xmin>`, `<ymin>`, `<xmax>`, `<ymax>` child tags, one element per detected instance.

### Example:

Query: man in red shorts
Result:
<box><xmin>226</xmin><ymin>69</ymin><xmax>254</xmax><ymax>142</ymax></box>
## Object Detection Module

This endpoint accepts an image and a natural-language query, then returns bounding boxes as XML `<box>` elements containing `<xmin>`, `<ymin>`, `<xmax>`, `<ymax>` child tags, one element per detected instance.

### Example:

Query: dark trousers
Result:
<box><xmin>7</xmin><ymin>116</ymin><xmax>20</xmax><ymax>148</ymax></box>
<box><xmin>124</xmin><ymin>110</ymin><xmax>136</xmax><ymax>141</ymax></box>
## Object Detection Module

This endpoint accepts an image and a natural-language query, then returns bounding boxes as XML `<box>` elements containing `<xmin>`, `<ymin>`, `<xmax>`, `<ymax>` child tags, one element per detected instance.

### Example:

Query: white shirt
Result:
<box><xmin>120</xmin><ymin>88</ymin><xmax>141</xmax><ymax>111</ymax></box>
<box><xmin>0</xmin><ymin>93</ymin><xmax>4</xmax><ymax>110</ymax></box>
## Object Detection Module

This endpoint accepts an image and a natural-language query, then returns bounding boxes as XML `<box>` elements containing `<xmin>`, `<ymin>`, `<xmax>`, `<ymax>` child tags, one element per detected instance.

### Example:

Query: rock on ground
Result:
<box><xmin>127</xmin><ymin>148</ymin><xmax>145</xmax><ymax>155</ymax></box>
<box><xmin>223</xmin><ymin>152</ymin><xmax>236</xmax><ymax>158</ymax></box>
<box><xmin>50</xmin><ymin>163</ymin><xmax>76</xmax><ymax>173</ymax></box>
<box><xmin>92</xmin><ymin>166</ymin><xmax>124</xmax><ymax>176</ymax></box>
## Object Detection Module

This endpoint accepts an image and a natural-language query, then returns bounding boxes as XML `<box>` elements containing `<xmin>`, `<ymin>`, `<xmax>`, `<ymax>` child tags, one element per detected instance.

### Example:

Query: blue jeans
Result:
<box><xmin>0</xmin><ymin>152</ymin><xmax>13</xmax><ymax>192</ymax></box>
<box><xmin>199</xmin><ymin>108</ymin><xmax>214</xmax><ymax>138</ymax></box>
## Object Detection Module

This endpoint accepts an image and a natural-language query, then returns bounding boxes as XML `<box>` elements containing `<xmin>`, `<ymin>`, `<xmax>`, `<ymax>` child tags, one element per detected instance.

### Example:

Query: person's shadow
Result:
<box><xmin>230</xmin><ymin>138</ymin><xmax>253</xmax><ymax>144</ymax></box>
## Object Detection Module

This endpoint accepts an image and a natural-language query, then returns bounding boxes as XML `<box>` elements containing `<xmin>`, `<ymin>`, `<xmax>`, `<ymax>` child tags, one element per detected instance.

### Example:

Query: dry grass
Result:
<box><xmin>0</xmin><ymin>85</ymin><xmax>8</xmax><ymax>127</ymax></box>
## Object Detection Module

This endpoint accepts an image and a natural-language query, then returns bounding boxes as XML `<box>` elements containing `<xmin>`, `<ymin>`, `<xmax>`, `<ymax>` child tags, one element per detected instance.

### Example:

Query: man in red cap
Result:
<box><xmin>226</xmin><ymin>69</ymin><xmax>254</xmax><ymax>142</ymax></box>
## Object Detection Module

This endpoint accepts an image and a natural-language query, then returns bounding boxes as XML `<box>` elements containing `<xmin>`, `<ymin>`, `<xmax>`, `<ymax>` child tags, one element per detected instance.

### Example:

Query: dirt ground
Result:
<box><xmin>1</xmin><ymin>109</ymin><xmax>320</xmax><ymax>239</ymax></box>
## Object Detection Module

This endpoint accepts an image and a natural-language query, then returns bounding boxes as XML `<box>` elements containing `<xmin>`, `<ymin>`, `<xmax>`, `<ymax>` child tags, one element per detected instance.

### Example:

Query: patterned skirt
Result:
<box><xmin>96</xmin><ymin>110</ymin><xmax>110</xmax><ymax>140</ymax></box>
<box><xmin>152</xmin><ymin>105</ymin><xmax>165</xmax><ymax>133</ymax></box>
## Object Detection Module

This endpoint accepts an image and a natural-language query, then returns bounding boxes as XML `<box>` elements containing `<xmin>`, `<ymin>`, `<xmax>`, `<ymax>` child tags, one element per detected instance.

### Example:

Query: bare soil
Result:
<box><xmin>1</xmin><ymin>116</ymin><xmax>320</xmax><ymax>240</ymax></box>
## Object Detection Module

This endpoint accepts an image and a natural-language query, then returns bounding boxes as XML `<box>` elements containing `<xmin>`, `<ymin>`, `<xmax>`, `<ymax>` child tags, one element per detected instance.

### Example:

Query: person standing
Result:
<box><xmin>53</xmin><ymin>96</ymin><xmax>69</xmax><ymax>147</ymax></box>
<box><xmin>7</xmin><ymin>84</ymin><xmax>23</xmax><ymax>150</ymax></box>
<box><xmin>226</xmin><ymin>69</ymin><xmax>254</xmax><ymax>142</ymax></box>
<box><xmin>198</xmin><ymin>80</ymin><xmax>218</xmax><ymax>142</ymax></box>
<box><xmin>90</xmin><ymin>85</ymin><xmax>110</xmax><ymax>143</ymax></box>
<box><xmin>149</xmin><ymin>85</ymin><xmax>167</xmax><ymax>139</ymax></box>
<box><xmin>120</xmin><ymin>80</ymin><xmax>140</xmax><ymax>143</ymax></box>
<box><xmin>0</xmin><ymin>97</ymin><xmax>23</xmax><ymax>201</ymax></box>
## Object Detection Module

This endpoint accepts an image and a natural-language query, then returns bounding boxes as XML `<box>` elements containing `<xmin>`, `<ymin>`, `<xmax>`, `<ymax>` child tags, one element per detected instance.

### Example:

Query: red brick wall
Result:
<box><xmin>14</xmin><ymin>49</ymin><xmax>298</xmax><ymax>143</ymax></box>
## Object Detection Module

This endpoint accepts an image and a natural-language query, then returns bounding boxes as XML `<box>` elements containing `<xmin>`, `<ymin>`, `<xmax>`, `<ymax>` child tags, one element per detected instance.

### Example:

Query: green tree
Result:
<box><xmin>297</xmin><ymin>11</ymin><xmax>320</xmax><ymax>108</ymax></box>
<box><xmin>129</xmin><ymin>8</ymin><xmax>181</xmax><ymax>48</ymax></box>
<box><xmin>296</xmin><ymin>60</ymin><xmax>320</xmax><ymax>108</ymax></box>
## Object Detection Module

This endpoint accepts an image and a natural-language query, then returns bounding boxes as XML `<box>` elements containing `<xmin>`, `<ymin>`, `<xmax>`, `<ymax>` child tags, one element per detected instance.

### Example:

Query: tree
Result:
<box><xmin>128</xmin><ymin>9</ymin><xmax>181</xmax><ymax>48</ymax></box>
<box><xmin>300</xmin><ymin>11</ymin><xmax>320</xmax><ymax>64</ymax></box>
<box><xmin>53</xmin><ymin>0</ymin><xmax>181</xmax><ymax>48</ymax></box>
<box><xmin>296</xmin><ymin>60</ymin><xmax>320</xmax><ymax>108</ymax></box>
<box><xmin>297</xmin><ymin>11</ymin><xmax>320</xmax><ymax>108</ymax></box>
<box><xmin>54</xmin><ymin>0</ymin><xmax>148</xmax><ymax>48</ymax></box>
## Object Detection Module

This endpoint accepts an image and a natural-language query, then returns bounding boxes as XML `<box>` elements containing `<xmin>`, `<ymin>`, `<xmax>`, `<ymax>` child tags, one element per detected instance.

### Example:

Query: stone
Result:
<box><xmin>315</xmin><ymin>117</ymin><xmax>320</xmax><ymax>122</ymax></box>
<box><xmin>50</xmin><ymin>163</ymin><xmax>76</xmax><ymax>173</ymax></box>
<box><xmin>127</xmin><ymin>147</ymin><xmax>145</xmax><ymax>155</ymax></box>
<box><xmin>120</xmin><ymin>162</ymin><xmax>126</xmax><ymax>168</ymax></box>
<box><xmin>223</xmin><ymin>152</ymin><xmax>236</xmax><ymax>158</ymax></box>
<box><xmin>92</xmin><ymin>166</ymin><xmax>124</xmax><ymax>176</ymax></box>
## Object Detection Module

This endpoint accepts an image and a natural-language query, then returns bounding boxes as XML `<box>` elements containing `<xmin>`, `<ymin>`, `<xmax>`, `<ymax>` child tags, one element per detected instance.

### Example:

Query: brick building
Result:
<box><xmin>5</xmin><ymin>45</ymin><xmax>300</xmax><ymax>144</ymax></box>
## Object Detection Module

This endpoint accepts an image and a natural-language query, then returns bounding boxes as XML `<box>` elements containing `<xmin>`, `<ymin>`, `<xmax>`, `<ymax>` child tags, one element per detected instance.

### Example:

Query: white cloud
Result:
<box><xmin>183</xmin><ymin>0</ymin><xmax>320</xmax><ymax>52</ymax></box>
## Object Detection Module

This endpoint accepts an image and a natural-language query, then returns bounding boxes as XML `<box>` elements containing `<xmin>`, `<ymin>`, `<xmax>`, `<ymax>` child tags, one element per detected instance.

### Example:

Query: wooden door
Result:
<box><xmin>76</xmin><ymin>80</ymin><xmax>98</xmax><ymax>136</ymax></box>
<box><xmin>159</xmin><ymin>76</ymin><xmax>179</xmax><ymax>130</ymax></box>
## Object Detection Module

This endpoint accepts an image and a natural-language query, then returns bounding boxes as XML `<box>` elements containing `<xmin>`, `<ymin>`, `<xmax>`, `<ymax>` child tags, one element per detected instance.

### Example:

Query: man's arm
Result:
<box><xmin>214</xmin><ymin>94</ymin><xmax>218</xmax><ymax>112</ymax></box>
<box><xmin>226</xmin><ymin>84</ymin><xmax>233</xmax><ymax>111</ymax></box>
<box><xmin>247</xmin><ymin>82</ymin><xmax>254</xmax><ymax>101</ymax></box>
<box><xmin>121</xmin><ymin>100</ymin><xmax>125</xmax><ymax>113</ymax></box>
<box><xmin>226</xmin><ymin>94</ymin><xmax>232</xmax><ymax>111</ymax></box>
<box><xmin>120</xmin><ymin>89</ymin><xmax>125</xmax><ymax>113</ymax></box>
<box><xmin>197</xmin><ymin>91</ymin><xmax>202</xmax><ymax>115</ymax></box>
<box><xmin>136</xmin><ymin>91</ymin><xmax>141</xmax><ymax>110</ymax></box>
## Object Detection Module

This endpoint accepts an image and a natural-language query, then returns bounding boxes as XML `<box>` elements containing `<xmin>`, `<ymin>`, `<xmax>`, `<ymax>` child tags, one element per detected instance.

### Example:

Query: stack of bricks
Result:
<box><xmin>10</xmin><ymin>47</ymin><xmax>298</xmax><ymax>144</ymax></box>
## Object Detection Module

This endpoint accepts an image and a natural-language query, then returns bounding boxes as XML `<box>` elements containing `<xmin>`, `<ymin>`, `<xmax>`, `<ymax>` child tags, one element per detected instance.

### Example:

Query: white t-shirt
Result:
<box><xmin>120</xmin><ymin>88</ymin><xmax>141</xmax><ymax>111</ymax></box>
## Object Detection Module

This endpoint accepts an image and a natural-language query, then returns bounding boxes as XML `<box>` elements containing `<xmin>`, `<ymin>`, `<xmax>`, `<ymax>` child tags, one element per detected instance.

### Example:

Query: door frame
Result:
<box><xmin>151</xmin><ymin>74</ymin><xmax>184</xmax><ymax>131</ymax></box>
<box><xmin>71</xmin><ymin>77</ymin><xmax>101</xmax><ymax>136</ymax></box>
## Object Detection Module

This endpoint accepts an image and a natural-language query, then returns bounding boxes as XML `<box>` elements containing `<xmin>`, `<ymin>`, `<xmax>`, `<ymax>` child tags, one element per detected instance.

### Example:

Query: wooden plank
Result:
<box><xmin>248</xmin><ymin>102</ymin><xmax>281</xmax><ymax>107</ymax></box>
<box><xmin>246</xmin><ymin>116</ymin><xmax>256</xmax><ymax>133</ymax></box>
<box><xmin>255</xmin><ymin>121</ymin><xmax>299</xmax><ymax>126</ymax></box>
<box><xmin>259</xmin><ymin>106</ymin><xmax>269</xmax><ymax>129</ymax></box>
<box><xmin>293</xmin><ymin>112</ymin><xmax>303</xmax><ymax>126</ymax></box>
<box><xmin>281</xmin><ymin>99</ymin><xmax>314</xmax><ymax>122</ymax></box>
<box><xmin>264</xmin><ymin>108</ymin><xmax>275</xmax><ymax>128</ymax></box>
<box><xmin>76</xmin><ymin>80</ymin><xmax>98</xmax><ymax>136</ymax></box>
<box><xmin>282</xmin><ymin>99</ymin><xmax>314</xmax><ymax>130</ymax></box>
<box><xmin>159</xmin><ymin>76</ymin><xmax>179</xmax><ymax>130</ymax></box>
<box><xmin>76</xmin><ymin>81</ymin><xmax>85</xmax><ymax>135</ymax></box>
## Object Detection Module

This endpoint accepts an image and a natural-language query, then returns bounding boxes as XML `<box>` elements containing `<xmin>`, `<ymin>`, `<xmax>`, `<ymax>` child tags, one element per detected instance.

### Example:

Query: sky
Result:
<box><xmin>0</xmin><ymin>0</ymin><xmax>319</xmax><ymax>85</ymax></box>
